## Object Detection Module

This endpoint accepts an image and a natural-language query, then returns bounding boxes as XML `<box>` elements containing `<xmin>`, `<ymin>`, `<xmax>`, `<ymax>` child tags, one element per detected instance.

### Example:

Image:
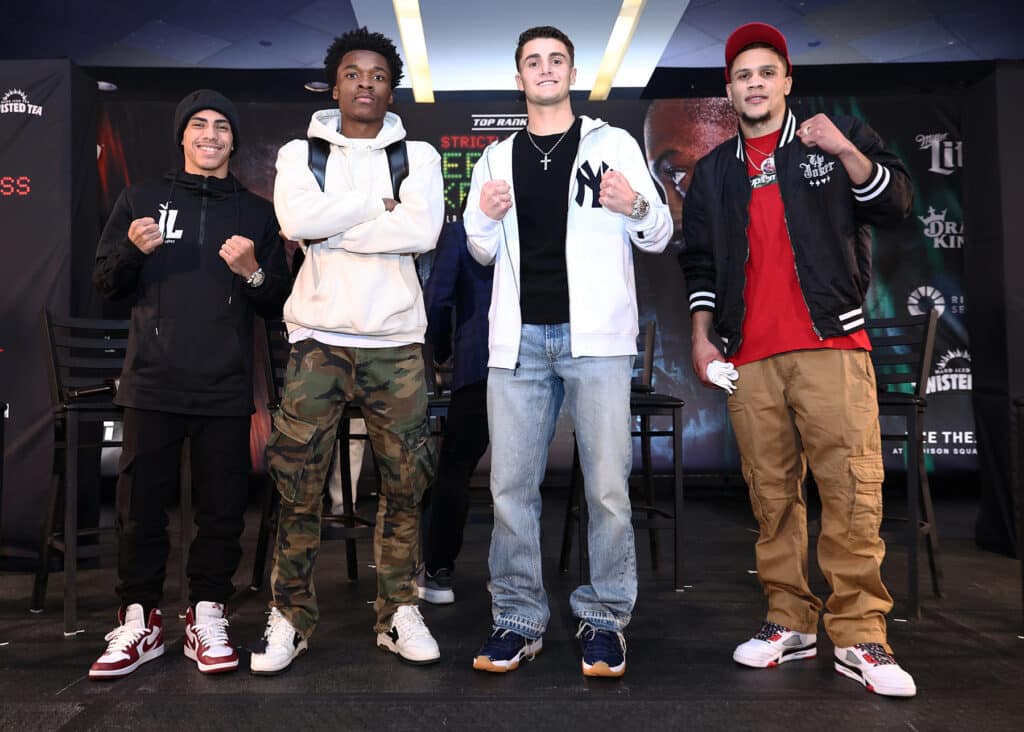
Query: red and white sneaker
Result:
<box><xmin>733</xmin><ymin>620</ymin><xmax>817</xmax><ymax>668</ymax></box>
<box><xmin>834</xmin><ymin>643</ymin><xmax>917</xmax><ymax>697</ymax></box>
<box><xmin>89</xmin><ymin>604</ymin><xmax>164</xmax><ymax>680</ymax></box>
<box><xmin>184</xmin><ymin>601</ymin><xmax>238</xmax><ymax>674</ymax></box>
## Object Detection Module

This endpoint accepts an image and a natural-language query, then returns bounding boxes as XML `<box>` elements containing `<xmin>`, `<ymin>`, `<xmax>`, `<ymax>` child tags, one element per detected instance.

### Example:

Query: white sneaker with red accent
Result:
<box><xmin>834</xmin><ymin>643</ymin><xmax>917</xmax><ymax>697</ymax></box>
<box><xmin>733</xmin><ymin>620</ymin><xmax>817</xmax><ymax>668</ymax></box>
<box><xmin>89</xmin><ymin>604</ymin><xmax>164</xmax><ymax>680</ymax></box>
<box><xmin>184</xmin><ymin>601</ymin><xmax>238</xmax><ymax>674</ymax></box>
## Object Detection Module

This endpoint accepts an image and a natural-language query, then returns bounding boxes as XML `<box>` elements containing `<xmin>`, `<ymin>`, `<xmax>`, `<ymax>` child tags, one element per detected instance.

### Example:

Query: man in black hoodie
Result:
<box><xmin>89</xmin><ymin>90</ymin><xmax>289</xmax><ymax>679</ymax></box>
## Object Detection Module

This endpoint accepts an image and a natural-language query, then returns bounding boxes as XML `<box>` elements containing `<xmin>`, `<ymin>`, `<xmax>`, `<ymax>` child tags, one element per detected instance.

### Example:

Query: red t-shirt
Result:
<box><xmin>731</xmin><ymin>130</ymin><xmax>870</xmax><ymax>367</ymax></box>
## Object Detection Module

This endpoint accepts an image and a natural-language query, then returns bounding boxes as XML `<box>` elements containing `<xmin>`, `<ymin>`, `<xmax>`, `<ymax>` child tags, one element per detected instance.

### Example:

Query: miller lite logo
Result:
<box><xmin>157</xmin><ymin>202</ymin><xmax>184</xmax><ymax>242</ymax></box>
<box><xmin>918</xmin><ymin>206</ymin><xmax>964</xmax><ymax>249</ymax></box>
<box><xmin>800</xmin><ymin>153</ymin><xmax>835</xmax><ymax>187</ymax></box>
<box><xmin>0</xmin><ymin>89</ymin><xmax>43</xmax><ymax>117</ymax></box>
<box><xmin>916</xmin><ymin>132</ymin><xmax>962</xmax><ymax>176</ymax></box>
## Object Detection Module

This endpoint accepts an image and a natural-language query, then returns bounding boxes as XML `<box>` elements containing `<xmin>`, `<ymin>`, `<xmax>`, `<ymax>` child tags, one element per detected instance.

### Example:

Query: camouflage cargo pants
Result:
<box><xmin>266</xmin><ymin>339</ymin><xmax>435</xmax><ymax>635</ymax></box>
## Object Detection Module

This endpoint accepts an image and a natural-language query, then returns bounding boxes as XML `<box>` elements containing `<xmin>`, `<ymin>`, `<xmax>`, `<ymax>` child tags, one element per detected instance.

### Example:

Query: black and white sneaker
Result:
<box><xmin>376</xmin><ymin>605</ymin><xmax>440</xmax><ymax>665</ymax></box>
<box><xmin>250</xmin><ymin>607</ymin><xmax>308</xmax><ymax>675</ymax></box>
<box><xmin>834</xmin><ymin>643</ymin><xmax>916</xmax><ymax>697</ymax></box>
<box><xmin>733</xmin><ymin>621</ymin><xmax>817</xmax><ymax>668</ymax></box>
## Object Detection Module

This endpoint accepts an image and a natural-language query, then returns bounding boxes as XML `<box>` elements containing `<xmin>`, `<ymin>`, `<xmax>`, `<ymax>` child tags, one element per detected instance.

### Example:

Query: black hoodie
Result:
<box><xmin>93</xmin><ymin>170</ymin><xmax>290</xmax><ymax>416</ymax></box>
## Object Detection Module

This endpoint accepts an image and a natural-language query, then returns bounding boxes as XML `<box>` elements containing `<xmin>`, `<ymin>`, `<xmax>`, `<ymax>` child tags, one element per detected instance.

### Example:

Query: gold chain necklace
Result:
<box><xmin>745</xmin><ymin>139</ymin><xmax>776</xmax><ymax>176</ymax></box>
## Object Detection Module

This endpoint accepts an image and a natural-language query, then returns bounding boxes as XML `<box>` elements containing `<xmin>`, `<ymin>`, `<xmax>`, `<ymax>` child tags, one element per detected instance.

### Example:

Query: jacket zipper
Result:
<box><xmin>564</xmin><ymin>118</ymin><xmax>605</xmax><ymax>353</ymax></box>
<box><xmin>777</xmin><ymin>151</ymin><xmax>822</xmax><ymax>340</ymax></box>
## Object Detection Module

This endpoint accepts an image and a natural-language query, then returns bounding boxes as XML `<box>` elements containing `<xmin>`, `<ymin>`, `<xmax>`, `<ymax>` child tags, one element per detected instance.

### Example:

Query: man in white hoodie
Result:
<box><xmin>250</xmin><ymin>27</ymin><xmax>444</xmax><ymax>674</ymax></box>
<box><xmin>464</xmin><ymin>26</ymin><xmax>671</xmax><ymax>678</ymax></box>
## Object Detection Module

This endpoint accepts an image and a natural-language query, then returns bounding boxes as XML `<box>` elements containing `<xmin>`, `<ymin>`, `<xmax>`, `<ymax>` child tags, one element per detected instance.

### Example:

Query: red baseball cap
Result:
<box><xmin>725</xmin><ymin>22</ymin><xmax>791</xmax><ymax>81</ymax></box>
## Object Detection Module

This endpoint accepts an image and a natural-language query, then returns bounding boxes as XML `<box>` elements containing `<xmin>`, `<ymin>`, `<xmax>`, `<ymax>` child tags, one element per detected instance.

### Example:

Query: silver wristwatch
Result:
<box><xmin>629</xmin><ymin>193</ymin><xmax>650</xmax><ymax>221</ymax></box>
<box><xmin>245</xmin><ymin>266</ymin><xmax>265</xmax><ymax>288</ymax></box>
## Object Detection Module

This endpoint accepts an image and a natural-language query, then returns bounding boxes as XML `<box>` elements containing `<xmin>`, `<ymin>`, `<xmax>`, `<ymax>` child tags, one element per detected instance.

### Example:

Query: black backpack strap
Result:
<box><xmin>385</xmin><ymin>140</ymin><xmax>409</xmax><ymax>202</ymax></box>
<box><xmin>307</xmin><ymin>137</ymin><xmax>330</xmax><ymax>192</ymax></box>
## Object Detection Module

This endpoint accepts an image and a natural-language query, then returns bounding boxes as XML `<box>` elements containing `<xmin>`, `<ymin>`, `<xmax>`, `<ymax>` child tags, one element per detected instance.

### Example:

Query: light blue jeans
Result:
<box><xmin>486</xmin><ymin>323</ymin><xmax>637</xmax><ymax>638</ymax></box>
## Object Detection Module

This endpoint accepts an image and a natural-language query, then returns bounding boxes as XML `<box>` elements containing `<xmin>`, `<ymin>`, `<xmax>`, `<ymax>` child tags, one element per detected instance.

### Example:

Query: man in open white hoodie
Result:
<box><xmin>464</xmin><ymin>26</ymin><xmax>671</xmax><ymax>678</ymax></box>
<box><xmin>250</xmin><ymin>27</ymin><xmax>444</xmax><ymax>674</ymax></box>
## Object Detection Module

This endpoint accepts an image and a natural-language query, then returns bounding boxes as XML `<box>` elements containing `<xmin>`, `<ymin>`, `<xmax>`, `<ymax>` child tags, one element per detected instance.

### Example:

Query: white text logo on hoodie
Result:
<box><xmin>158</xmin><ymin>202</ymin><xmax>184</xmax><ymax>242</ymax></box>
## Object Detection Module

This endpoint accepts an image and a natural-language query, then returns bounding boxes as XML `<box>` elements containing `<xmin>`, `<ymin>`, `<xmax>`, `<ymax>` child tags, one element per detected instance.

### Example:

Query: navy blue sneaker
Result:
<box><xmin>576</xmin><ymin>620</ymin><xmax>626</xmax><ymax>677</ymax></box>
<box><xmin>472</xmin><ymin>628</ymin><xmax>543</xmax><ymax>673</ymax></box>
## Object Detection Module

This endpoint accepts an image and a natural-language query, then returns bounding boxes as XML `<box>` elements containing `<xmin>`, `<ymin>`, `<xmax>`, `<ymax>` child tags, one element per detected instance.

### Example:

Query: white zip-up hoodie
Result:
<box><xmin>273</xmin><ymin>109</ymin><xmax>443</xmax><ymax>344</ymax></box>
<box><xmin>463</xmin><ymin>116</ymin><xmax>671</xmax><ymax>368</ymax></box>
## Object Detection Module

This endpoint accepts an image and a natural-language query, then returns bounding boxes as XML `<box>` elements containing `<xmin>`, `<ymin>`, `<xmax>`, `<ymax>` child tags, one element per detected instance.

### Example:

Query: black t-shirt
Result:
<box><xmin>513</xmin><ymin>117</ymin><xmax>582</xmax><ymax>324</ymax></box>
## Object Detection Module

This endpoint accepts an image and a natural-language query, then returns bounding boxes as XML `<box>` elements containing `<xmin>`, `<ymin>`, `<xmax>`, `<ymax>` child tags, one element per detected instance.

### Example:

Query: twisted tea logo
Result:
<box><xmin>907</xmin><ymin>285</ymin><xmax>945</xmax><ymax>317</ymax></box>
<box><xmin>0</xmin><ymin>89</ymin><xmax>43</xmax><ymax>117</ymax></box>
<box><xmin>927</xmin><ymin>349</ymin><xmax>972</xmax><ymax>394</ymax></box>
<box><xmin>918</xmin><ymin>206</ymin><xmax>964</xmax><ymax>249</ymax></box>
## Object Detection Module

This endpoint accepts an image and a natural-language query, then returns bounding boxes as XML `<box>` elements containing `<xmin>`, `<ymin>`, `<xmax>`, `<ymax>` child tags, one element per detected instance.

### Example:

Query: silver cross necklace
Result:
<box><xmin>526</xmin><ymin>122</ymin><xmax>573</xmax><ymax>171</ymax></box>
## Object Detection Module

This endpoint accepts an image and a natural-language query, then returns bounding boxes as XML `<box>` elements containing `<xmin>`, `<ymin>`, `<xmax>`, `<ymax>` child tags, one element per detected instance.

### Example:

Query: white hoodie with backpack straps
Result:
<box><xmin>273</xmin><ymin>109</ymin><xmax>443</xmax><ymax>344</ymax></box>
<box><xmin>463</xmin><ymin>115</ymin><xmax>672</xmax><ymax>369</ymax></box>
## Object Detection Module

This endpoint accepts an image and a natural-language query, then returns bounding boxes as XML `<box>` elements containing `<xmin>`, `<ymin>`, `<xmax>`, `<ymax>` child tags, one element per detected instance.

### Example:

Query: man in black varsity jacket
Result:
<box><xmin>679</xmin><ymin>23</ymin><xmax>918</xmax><ymax>697</ymax></box>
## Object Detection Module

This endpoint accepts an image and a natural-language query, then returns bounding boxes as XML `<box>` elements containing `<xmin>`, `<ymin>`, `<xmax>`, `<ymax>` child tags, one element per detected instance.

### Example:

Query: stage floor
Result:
<box><xmin>1</xmin><ymin>484</ymin><xmax>1022</xmax><ymax>731</ymax></box>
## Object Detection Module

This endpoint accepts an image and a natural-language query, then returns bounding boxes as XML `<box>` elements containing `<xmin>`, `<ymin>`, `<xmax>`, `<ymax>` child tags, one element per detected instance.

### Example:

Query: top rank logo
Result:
<box><xmin>0</xmin><ymin>89</ymin><xmax>43</xmax><ymax>117</ymax></box>
<box><xmin>470</xmin><ymin>114</ymin><xmax>526</xmax><ymax>132</ymax></box>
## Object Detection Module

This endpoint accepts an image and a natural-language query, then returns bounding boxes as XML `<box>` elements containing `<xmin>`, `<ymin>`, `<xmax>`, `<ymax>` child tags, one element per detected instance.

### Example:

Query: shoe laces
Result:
<box><xmin>576</xmin><ymin>621</ymin><xmax>626</xmax><ymax>658</ymax></box>
<box><xmin>853</xmin><ymin>642</ymin><xmax>896</xmax><ymax>666</ymax></box>
<box><xmin>103</xmin><ymin>622</ymin><xmax>148</xmax><ymax>653</ymax></box>
<box><xmin>753</xmin><ymin>621</ymin><xmax>790</xmax><ymax>642</ymax></box>
<box><xmin>264</xmin><ymin>607</ymin><xmax>297</xmax><ymax>647</ymax></box>
<box><xmin>193</xmin><ymin>614</ymin><xmax>230</xmax><ymax>648</ymax></box>
<box><xmin>393</xmin><ymin>606</ymin><xmax>432</xmax><ymax>641</ymax></box>
<box><xmin>481</xmin><ymin>628</ymin><xmax>527</xmax><ymax>656</ymax></box>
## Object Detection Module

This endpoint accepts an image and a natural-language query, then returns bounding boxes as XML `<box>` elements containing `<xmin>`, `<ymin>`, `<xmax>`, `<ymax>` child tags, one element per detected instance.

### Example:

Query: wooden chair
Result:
<box><xmin>865</xmin><ymin>310</ymin><xmax>942</xmax><ymax>618</ymax></box>
<box><xmin>31</xmin><ymin>310</ymin><xmax>192</xmax><ymax>635</ymax></box>
<box><xmin>559</xmin><ymin>321</ymin><xmax>686</xmax><ymax>590</ymax></box>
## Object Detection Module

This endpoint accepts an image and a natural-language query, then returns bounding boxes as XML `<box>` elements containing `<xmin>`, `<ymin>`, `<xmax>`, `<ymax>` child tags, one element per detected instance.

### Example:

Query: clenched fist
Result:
<box><xmin>480</xmin><ymin>180</ymin><xmax>513</xmax><ymax>221</ymax></box>
<box><xmin>128</xmin><ymin>217</ymin><xmax>164</xmax><ymax>254</ymax></box>
<box><xmin>598</xmin><ymin>170</ymin><xmax>637</xmax><ymax>216</ymax></box>
<box><xmin>219</xmin><ymin>235</ymin><xmax>259</xmax><ymax>279</ymax></box>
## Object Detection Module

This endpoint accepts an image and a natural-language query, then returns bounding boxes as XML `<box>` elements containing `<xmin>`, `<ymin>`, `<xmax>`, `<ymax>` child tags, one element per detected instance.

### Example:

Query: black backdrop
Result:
<box><xmin>1</xmin><ymin>59</ymin><xmax>1018</xmax><ymax>556</ymax></box>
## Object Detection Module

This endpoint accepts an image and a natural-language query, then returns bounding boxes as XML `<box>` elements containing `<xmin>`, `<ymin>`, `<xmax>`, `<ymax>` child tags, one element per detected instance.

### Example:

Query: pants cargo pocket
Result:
<box><xmin>400</xmin><ymin>419</ymin><xmax>436</xmax><ymax>507</ymax></box>
<box><xmin>847</xmin><ymin>455</ymin><xmax>885</xmax><ymax>542</ymax></box>
<box><xmin>266</xmin><ymin>411</ymin><xmax>319</xmax><ymax>504</ymax></box>
<box><xmin>744</xmin><ymin>464</ymin><xmax>770</xmax><ymax>529</ymax></box>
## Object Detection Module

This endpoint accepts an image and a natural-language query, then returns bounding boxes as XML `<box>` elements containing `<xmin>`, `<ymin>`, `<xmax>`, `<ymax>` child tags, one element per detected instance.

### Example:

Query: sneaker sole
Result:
<box><xmin>89</xmin><ymin>644</ymin><xmax>165</xmax><ymax>680</ymax></box>
<box><xmin>376</xmin><ymin>636</ymin><xmax>441</xmax><ymax>665</ymax></box>
<box><xmin>416</xmin><ymin>586</ymin><xmax>455</xmax><ymax>605</ymax></box>
<box><xmin>582</xmin><ymin>659</ymin><xmax>626</xmax><ymax>678</ymax></box>
<box><xmin>833</xmin><ymin>659</ymin><xmax>917</xmax><ymax>698</ymax></box>
<box><xmin>733</xmin><ymin>645</ymin><xmax>816</xmax><ymax>669</ymax></box>
<box><xmin>250</xmin><ymin>643</ymin><xmax>308</xmax><ymax>676</ymax></box>
<box><xmin>184</xmin><ymin>645</ymin><xmax>239</xmax><ymax>674</ymax></box>
<box><xmin>472</xmin><ymin>639</ymin><xmax>543</xmax><ymax>673</ymax></box>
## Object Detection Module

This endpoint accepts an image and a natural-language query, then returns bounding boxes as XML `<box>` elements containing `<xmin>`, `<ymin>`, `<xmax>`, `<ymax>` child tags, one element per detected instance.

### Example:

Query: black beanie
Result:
<box><xmin>173</xmin><ymin>89</ymin><xmax>240</xmax><ymax>156</ymax></box>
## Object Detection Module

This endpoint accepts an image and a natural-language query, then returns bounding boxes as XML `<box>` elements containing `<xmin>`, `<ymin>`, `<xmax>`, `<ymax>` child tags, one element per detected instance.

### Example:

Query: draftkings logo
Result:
<box><xmin>470</xmin><ymin>113</ymin><xmax>527</xmax><ymax>132</ymax></box>
<box><xmin>907</xmin><ymin>285</ymin><xmax>946</xmax><ymax>317</ymax></box>
<box><xmin>915</xmin><ymin>132</ymin><xmax>962</xmax><ymax>176</ymax></box>
<box><xmin>918</xmin><ymin>206</ymin><xmax>964</xmax><ymax>249</ymax></box>
<box><xmin>800</xmin><ymin>153</ymin><xmax>835</xmax><ymax>187</ymax></box>
<box><xmin>927</xmin><ymin>349</ymin><xmax>972</xmax><ymax>394</ymax></box>
<box><xmin>0</xmin><ymin>89</ymin><xmax>43</xmax><ymax>117</ymax></box>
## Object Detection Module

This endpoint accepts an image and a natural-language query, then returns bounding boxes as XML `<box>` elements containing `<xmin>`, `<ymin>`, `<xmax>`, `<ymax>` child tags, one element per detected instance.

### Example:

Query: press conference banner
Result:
<box><xmin>0</xmin><ymin>60</ymin><xmax>73</xmax><ymax>552</ymax></box>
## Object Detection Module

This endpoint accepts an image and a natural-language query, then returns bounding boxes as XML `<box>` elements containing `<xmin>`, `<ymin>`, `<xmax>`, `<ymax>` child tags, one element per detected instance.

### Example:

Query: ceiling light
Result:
<box><xmin>96</xmin><ymin>80</ymin><xmax>117</xmax><ymax>92</ymax></box>
<box><xmin>304</xmin><ymin>81</ymin><xmax>330</xmax><ymax>92</ymax></box>
<box><xmin>393</xmin><ymin>0</ymin><xmax>434</xmax><ymax>102</ymax></box>
<box><xmin>589</xmin><ymin>0</ymin><xmax>647</xmax><ymax>101</ymax></box>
